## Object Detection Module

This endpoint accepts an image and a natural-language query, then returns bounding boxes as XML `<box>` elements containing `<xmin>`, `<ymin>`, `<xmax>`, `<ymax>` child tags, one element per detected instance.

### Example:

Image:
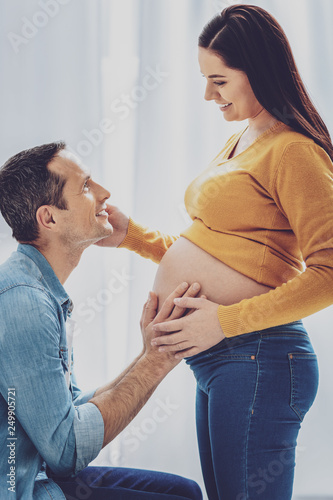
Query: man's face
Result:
<box><xmin>48</xmin><ymin>150</ymin><xmax>113</xmax><ymax>248</ymax></box>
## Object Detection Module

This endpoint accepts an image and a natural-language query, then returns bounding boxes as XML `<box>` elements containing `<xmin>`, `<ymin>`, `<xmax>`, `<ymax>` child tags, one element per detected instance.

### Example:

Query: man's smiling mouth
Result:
<box><xmin>96</xmin><ymin>208</ymin><xmax>108</xmax><ymax>217</ymax></box>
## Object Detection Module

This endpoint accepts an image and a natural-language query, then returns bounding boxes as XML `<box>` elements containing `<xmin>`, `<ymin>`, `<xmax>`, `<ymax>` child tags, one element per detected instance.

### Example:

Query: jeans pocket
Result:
<box><xmin>288</xmin><ymin>352</ymin><xmax>319</xmax><ymax>422</ymax></box>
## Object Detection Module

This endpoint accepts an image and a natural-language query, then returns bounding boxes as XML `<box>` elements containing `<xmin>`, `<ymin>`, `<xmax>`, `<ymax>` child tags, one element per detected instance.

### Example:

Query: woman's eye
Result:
<box><xmin>214</xmin><ymin>81</ymin><xmax>226</xmax><ymax>86</ymax></box>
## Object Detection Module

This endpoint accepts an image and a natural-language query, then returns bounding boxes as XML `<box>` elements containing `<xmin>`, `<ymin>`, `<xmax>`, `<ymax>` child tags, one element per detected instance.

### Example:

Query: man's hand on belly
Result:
<box><xmin>141</xmin><ymin>282</ymin><xmax>203</xmax><ymax>367</ymax></box>
<box><xmin>151</xmin><ymin>297</ymin><xmax>225</xmax><ymax>359</ymax></box>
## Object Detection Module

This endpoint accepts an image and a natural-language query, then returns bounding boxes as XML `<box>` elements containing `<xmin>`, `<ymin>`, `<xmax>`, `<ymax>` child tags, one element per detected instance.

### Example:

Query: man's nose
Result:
<box><xmin>95</xmin><ymin>182</ymin><xmax>110</xmax><ymax>201</ymax></box>
<box><xmin>101</xmin><ymin>186</ymin><xmax>110</xmax><ymax>201</ymax></box>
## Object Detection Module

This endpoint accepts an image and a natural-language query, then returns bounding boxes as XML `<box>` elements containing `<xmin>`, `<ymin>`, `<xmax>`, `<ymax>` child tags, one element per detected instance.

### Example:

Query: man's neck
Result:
<box><xmin>32</xmin><ymin>241</ymin><xmax>84</xmax><ymax>284</ymax></box>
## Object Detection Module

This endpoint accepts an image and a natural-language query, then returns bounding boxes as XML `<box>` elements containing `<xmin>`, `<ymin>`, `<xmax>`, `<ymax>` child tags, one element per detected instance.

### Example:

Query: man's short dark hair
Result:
<box><xmin>0</xmin><ymin>141</ymin><xmax>68</xmax><ymax>242</ymax></box>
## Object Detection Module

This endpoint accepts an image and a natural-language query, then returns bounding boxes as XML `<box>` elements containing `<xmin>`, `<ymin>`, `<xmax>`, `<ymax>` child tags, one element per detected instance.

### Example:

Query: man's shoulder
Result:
<box><xmin>0</xmin><ymin>248</ymin><xmax>44</xmax><ymax>293</ymax></box>
<box><xmin>0</xmin><ymin>252</ymin><xmax>62</xmax><ymax>345</ymax></box>
<box><xmin>0</xmin><ymin>250</ymin><xmax>58</xmax><ymax>316</ymax></box>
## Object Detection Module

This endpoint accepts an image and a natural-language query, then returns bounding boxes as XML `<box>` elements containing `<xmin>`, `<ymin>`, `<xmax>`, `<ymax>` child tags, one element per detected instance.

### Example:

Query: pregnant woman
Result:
<box><xmin>99</xmin><ymin>5</ymin><xmax>333</xmax><ymax>499</ymax></box>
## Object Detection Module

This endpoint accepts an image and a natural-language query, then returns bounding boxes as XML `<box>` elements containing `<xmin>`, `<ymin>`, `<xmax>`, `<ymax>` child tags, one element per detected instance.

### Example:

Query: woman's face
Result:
<box><xmin>198</xmin><ymin>47</ymin><xmax>263</xmax><ymax>122</ymax></box>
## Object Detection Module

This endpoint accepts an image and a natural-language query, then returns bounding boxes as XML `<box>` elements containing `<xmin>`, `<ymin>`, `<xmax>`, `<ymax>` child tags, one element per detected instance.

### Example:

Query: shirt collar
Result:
<box><xmin>17</xmin><ymin>243</ymin><xmax>73</xmax><ymax>316</ymax></box>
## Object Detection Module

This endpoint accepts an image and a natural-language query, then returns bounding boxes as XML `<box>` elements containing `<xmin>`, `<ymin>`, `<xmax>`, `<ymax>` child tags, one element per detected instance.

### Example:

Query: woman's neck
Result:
<box><xmin>246</xmin><ymin>107</ymin><xmax>279</xmax><ymax>138</ymax></box>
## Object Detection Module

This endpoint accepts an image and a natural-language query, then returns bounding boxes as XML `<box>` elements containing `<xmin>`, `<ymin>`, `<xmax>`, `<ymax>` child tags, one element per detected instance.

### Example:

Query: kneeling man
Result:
<box><xmin>0</xmin><ymin>142</ymin><xmax>202</xmax><ymax>500</ymax></box>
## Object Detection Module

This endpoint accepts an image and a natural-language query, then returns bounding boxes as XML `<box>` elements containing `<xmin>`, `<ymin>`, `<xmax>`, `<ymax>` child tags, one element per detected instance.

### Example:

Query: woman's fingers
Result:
<box><xmin>185</xmin><ymin>294</ymin><xmax>207</xmax><ymax>316</ymax></box>
<box><xmin>152</xmin><ymin>282</ymin><xmax>190</xmax><ymax>324</ymax></box>
<box><xmin>153</xmin><ymin>297</ymin><xmax>206</xmax><ymax>333</ymax></box>
<box><xmin>152</xmin><ymin>317</ymin><xmax>183</xmax><ymax>333</ymax></box>
<box><xmin>105</xmin><ymin>203</ymin><xmax>115</xmax><ymax>214</ymax></box>
<box><xmin>142</xmin><ymin>283</ymin><xmax>203</xmax><ymax>329</ymax></box>
<box><xmin>152</xmin><ymin>332</ymin><xmax>183</xmax><ymax>347</ymax></box>
<box><xmin>151</xmin><ymin>331</ymin><xmax>195</xmax><ymax>353</ymax></box>
<box><xmin>173</xmin><ymin>296</ymin><xmax>205</xmax><ymax>310</ymax></box>
<box><xmin>168</xmin><ymin>282</ymin><xmax>201</xmax><ymax>320</ymax></box>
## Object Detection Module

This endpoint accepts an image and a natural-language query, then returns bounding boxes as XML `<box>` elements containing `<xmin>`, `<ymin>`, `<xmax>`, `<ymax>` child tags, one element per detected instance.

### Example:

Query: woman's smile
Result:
<box><xmin>219</xmin><ymin>103</ymin><xmax>232</xmax><ymax>111</ymax></box>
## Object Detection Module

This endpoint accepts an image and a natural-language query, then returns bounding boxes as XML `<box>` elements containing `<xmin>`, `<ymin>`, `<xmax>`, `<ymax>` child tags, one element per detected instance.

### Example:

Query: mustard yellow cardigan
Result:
<box><xmin>120</xmin><ymin>122</ymin><xmax>333</xmax><ymax>337</ymax></box>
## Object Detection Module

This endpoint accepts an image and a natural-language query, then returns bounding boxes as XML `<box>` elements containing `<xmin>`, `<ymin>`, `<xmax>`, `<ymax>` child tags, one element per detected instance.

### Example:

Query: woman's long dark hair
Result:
<box><xmin>199</xmin><ymin>4</ymin><xmax>333</xmax><ymax>161</ymax></box>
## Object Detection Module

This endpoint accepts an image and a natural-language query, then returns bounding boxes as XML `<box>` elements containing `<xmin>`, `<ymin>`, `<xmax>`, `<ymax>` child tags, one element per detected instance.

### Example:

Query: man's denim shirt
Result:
<box><xmin>0</xmin><ymin>245</ymin><xmax>104</xmax><ymax>499</ymax></box>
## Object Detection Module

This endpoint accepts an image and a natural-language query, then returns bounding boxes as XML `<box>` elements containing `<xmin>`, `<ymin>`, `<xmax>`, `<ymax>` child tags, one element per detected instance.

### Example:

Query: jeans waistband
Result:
<box><xmin>252</xmin><ymin>319</ymin><xmax>305</xmax><ymax>335</ymax></box>
<box><xmin>185</xmin><ymin>320</ymin><xmax>307</xmax><ymax>364</ymax></box>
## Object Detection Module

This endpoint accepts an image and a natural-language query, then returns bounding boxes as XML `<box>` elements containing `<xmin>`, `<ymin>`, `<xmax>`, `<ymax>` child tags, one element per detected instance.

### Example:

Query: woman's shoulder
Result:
<box><xmin>274</xmin><ymin>124</ymin><xmax>328</xmax><ymax>153</ymax></box>
<box><xmin>271</xmin><ymin>124</ymin><xmax>332</xmax><ymax>165</ymax></box>
<box><xmin>270</xmin><ymin>125</ymin><xmax>333</xmax><ymax>180</ymax></box>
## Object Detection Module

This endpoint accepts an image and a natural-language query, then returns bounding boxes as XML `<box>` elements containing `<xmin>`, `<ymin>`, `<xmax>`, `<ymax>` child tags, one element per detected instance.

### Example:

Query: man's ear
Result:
<box><xmin>36</xmin><ymin>205</ymin><xmax>58</xmax><ymax>233</ymax></box>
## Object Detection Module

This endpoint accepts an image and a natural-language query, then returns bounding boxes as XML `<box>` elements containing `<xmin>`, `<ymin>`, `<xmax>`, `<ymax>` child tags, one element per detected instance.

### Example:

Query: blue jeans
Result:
<box><xmin>52</xmin><ymin>466</ymin><xmax>202</xmax><ymax>499</ymax></box>
<box><xmin>185</xmin><ymin>320</ymin><xmax>319</xmax><ymax>500</ymax></box>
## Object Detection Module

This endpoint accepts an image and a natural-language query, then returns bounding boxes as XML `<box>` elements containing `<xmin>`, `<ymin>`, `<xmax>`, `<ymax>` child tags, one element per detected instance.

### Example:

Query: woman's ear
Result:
<box><xmin>36</xmin><ymin>205</ymin><xmax>58</xmax><ymax>233</ymax></box>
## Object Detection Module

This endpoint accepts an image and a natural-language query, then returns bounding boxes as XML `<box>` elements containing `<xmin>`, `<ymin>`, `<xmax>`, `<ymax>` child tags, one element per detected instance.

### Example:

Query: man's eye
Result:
<box><xmin>83</xmin><ymin>181</ymin><xmax>89</xmax><ymax>191</ymax></box>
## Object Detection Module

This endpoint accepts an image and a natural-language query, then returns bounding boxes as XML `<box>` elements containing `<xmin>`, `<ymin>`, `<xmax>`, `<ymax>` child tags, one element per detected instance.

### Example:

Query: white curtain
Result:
<box><xmin>0</xmin><ymin>1</ymin><xmax>332</xmax><ymax>498</ymax></box>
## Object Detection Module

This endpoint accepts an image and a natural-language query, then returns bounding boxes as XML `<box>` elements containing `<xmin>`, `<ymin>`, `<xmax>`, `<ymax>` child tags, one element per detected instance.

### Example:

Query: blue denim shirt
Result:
<box><xmin>0</xmin><ymin>244</ymin><xmax>104</xmax><ymax>499</ymax></box>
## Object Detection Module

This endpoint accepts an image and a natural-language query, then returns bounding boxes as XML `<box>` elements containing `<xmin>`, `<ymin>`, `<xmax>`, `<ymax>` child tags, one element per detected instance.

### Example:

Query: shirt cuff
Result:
<box><xmin>74</xmin><ymin>402</ymin><xmax>104</xmax><ymax>474</ymax></box>
<box><xmin>73</xmin><ymin>388</ymin><xmax>98</xmax><ymax>406</ymax></box>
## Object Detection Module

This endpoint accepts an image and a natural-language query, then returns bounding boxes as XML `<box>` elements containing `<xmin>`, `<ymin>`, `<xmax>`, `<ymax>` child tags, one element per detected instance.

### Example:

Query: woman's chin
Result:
<box><xmin>222</xmin><ymin>113</ymin><xmax>237</xmax><ymax>122</ymax></box>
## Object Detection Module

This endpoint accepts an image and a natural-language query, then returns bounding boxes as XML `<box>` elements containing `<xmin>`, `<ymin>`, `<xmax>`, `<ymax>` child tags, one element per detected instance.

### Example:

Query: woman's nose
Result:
<box><xmin>204</xmin><ymin>83</ymin><xmax>217</xmax><ymax>101</ymax></box>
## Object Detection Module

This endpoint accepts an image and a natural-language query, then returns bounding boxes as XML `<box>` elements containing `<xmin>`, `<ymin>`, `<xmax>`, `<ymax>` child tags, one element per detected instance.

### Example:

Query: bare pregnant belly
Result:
<box><xmin>152</xmin><ymin>237</ymin><xmax>273</xmax><ymax>311</ymax></box>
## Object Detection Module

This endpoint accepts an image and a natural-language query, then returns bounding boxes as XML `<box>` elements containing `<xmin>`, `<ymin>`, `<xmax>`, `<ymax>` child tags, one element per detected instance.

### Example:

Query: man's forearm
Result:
<box><xmin>92</xmin><ymin>351</ymin><xmax>144</xmax><ymax>398</ymax></box>
<box><xmin>89</xmin><ymin>354</ymin><xmax>172</xmax><ymax>448</ymax></box>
